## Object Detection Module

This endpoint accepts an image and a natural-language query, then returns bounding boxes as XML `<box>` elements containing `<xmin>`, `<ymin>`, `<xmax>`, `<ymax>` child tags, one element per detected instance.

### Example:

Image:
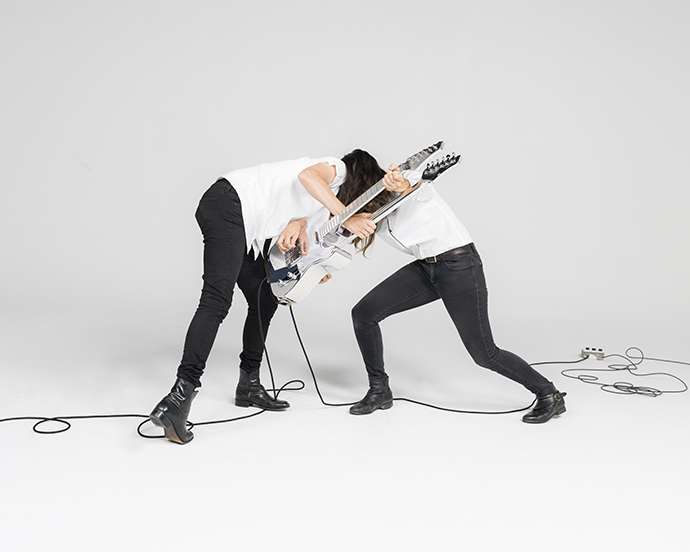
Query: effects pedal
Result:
<box><xmin>581</xmin><ymin>347</ymin><xmax>605</xmax><ymax>360</ymax></box>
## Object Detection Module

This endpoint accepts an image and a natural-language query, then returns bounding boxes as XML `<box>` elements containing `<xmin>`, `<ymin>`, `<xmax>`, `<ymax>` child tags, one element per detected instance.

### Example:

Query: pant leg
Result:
<box><xmin>177</xmin><ymin>180</ymin><xmax>246</xmax><ymax>387</ymax></box>
<box><xmin>433</xmin><ymin>247</ymin><xmax>551</xmax><ymax>394</ymax></box>
<box><xmin>235</xmin><ymin>250</ymin><xmax>279</xmax><ymax>374</ymax></box>
<box><xmin>351</xmin><ymin>261</ymin><xmax>440</xmax><ymax>378</ymax></box>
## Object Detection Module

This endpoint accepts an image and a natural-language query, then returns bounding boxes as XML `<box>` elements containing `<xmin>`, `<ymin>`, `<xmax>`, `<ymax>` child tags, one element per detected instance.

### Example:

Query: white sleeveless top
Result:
<box><xmin>221</xmin><ymin>156</ymin><xmax>345</xmax><ymax>258</ymax></box>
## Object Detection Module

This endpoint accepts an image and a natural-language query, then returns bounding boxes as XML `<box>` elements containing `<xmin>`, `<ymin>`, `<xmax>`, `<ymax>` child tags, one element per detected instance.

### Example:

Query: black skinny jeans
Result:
<box><xmin>351</xmin><ymin>245</ymin><xmax>551</xmax><ymax>395</ymax></box>
<box><xmin>177</xmin><ymin>179</ymin><xmax>278</xmax><ymax>388</ymax></box>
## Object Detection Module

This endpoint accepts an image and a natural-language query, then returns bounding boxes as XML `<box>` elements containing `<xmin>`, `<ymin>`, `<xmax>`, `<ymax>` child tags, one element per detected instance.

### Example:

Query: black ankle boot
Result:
<box><xmin>235</xmin><ymin>370</ymin><xmax>290</xmax><ymax>410</ymax></box>
<box><xmin>349</xmin><ymin>375</ymin><xmax>394</xmax><ymax>415</ymax></box>
<box><xmin>522</xmin><ymin>383</ymin><xmax>566</xmax><ymax>424</ymax></box>
<box><xmin>149</xmin><ymin>377</ymin><xmax>199</xmax><ymax>444</ymax></box>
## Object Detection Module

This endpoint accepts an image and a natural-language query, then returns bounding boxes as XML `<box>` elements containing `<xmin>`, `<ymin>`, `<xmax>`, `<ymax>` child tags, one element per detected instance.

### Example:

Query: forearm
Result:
<box><xmin>298</xmin><ymin>164</ymin><xmax>346</xmax><ymax>215</ymax></box>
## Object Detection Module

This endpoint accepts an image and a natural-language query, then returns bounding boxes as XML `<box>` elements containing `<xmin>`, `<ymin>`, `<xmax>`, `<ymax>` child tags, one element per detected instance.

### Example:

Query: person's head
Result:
<box><xmin>338</xmin><ymin>149</ymin><xmax>394</xmax><ymax>255</ymax></box>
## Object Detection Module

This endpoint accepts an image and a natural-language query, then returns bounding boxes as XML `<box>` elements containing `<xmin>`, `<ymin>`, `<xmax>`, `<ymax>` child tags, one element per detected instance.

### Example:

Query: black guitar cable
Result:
<box><xmin>2</xmin><ymin>278</ymin><xmax>687</xmax><ymax>437</ymax></box>
<box><xmin>285</xmin><ymin>298</ymin><xmax>540</xmax><ymax>414</ymax></box>
<box><xmin>137</xmin><ymin>277</ymin><xmax>306</xmax><ymax>439</ymax></box>
<box><xmin>0</xmin><ymin>413</ymin><xmax>150</xmax><ymax>435</ymax></box>
<box><xmin>261</xmin><ymin>276</ymin><xmax>532</xmax><ymax>412</ymax></box>
<box><xmin>0</xmin><ymin>279</ymin><xmax>291</xmax><ymax>439</ymax></box>
<box><xmin>0</xmin><ymin>405</ymin><xmax>270</xmax><ymax>439</ymax></box>
<box><xmin>281</xmin><ymin>291</ymin><xmax>688</xmax><ymax>409</ymax></box>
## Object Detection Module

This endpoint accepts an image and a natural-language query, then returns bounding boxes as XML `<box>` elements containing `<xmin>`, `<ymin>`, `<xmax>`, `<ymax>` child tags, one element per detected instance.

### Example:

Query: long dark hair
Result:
<box><xmin>337</xmin><ymin>149</ymin><xmax>394</xmax><ymax>255</ymax></box>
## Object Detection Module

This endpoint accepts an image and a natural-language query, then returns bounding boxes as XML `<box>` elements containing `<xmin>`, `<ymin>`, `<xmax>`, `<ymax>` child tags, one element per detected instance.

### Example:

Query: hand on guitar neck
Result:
<box><xmin>342</xmin><ymin>213</ymin><xmax>376</xmax><ymax>240</ymax></box>
<box><xmin>382</xmin><ymin>164</ymin><xmax>414</xmax><ymax>195</ymax></box>
<box><xmin>338</xmin><ymin>166</ymin><xmax>413</xmax><ymax>239</ymax></box>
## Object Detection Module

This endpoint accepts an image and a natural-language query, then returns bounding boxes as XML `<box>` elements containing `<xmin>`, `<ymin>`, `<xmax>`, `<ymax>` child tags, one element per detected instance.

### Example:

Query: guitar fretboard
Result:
<box><xmin>315</xmin><ymin>141</ymin><xmax>444</xmax><ymax>245</ymax></box>
<box><xmin>315</xmin><ymin>179</ymin><xmax>387</xmax><ymax>242</ymax></box>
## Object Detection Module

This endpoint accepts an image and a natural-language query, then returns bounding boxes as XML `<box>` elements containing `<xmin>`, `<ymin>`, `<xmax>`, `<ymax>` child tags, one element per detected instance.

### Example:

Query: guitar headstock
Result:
<box><xmin>421</xmin><ymin>153</ymin><xmax>462</xmax><ymax>181</ymax></box>
<box><xmin>399</xmin><ymin>141</ymin><xmax>444</xmax><ymax>171</ymax></box>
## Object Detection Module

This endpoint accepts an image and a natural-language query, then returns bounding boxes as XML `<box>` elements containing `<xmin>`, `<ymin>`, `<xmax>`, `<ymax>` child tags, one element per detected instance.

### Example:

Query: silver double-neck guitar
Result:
<box><xmin>267</xmin><ymin>141</ymin><xmax>461</xmax><ymax>304</ymax></box>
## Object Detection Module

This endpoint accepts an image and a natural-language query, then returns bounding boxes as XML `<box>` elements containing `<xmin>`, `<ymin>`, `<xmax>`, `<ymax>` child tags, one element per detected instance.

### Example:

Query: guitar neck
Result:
<box><xmin>316</xmin><ymin>178</ymin><xmax>388</xmax><ymax>240</ymax></box>
<box><xmin>329</xmin><ymin>184</ymin><xmax>423</xmax><ymax>249</ymax></box>
<box><xmin>315</xmin><ymin>142</ymin><xmax>445</xmax><ymax>244</ymax></box>
<box><xmin>368</xmin><ymin>185</ymin><xmax>421</xmax><ymax>224</ymax></box>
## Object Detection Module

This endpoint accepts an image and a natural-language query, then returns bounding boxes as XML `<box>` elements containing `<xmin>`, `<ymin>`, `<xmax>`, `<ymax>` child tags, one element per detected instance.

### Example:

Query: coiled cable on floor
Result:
<box><xmin>557</xmin><ymin>346</ymin><xmax>688</xmax><ymax>397</ymax></box>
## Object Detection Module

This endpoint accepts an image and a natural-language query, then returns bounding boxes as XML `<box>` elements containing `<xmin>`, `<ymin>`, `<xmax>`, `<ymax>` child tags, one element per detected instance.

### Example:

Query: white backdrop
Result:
<box><xmin>2</xmin><ymin>2</ymin><xmax>690</xmax><ymax>551</ymax></box>
<box><xmin>2</xmin><ymin>0</ymin><xmax>688</xmax><ymax>366</ymax></box>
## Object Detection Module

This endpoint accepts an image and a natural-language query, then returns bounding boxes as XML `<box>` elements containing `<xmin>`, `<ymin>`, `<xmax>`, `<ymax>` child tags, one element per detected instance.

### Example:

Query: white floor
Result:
<box><xmin>2</xmin><ymin>299</ymin><xmax>688</xmax><ymax>552</ymax></box>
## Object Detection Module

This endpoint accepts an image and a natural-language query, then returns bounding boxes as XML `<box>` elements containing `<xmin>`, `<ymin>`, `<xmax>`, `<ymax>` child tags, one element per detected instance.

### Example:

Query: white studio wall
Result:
<box><xmin>2</xmin><ymin>3</ymin><xmax>690</xmax><ymax>551</ymax></box>
<box><xmin>1</xmin><ymin>0</ymin><xmax>688</xmax><ymax>362</ymax></box>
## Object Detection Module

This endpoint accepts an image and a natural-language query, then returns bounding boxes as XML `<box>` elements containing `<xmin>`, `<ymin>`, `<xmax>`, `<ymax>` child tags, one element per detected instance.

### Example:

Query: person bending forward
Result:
<box><xmin>349</xmin><ymin>165</ymin><xmax>566</xmax><ymax>423</ymax></box>
<box><xmin>150</xmin><ymin>150</ymin><xmax>387</xmax><ymax>444</ymax></box>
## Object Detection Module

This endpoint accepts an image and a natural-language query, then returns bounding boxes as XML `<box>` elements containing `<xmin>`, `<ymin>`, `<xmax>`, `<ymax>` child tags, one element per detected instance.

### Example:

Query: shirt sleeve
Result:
<box><xmin>411</xmin><ymin>180</ymin><xmax>434</xmax><ymax>202</ymax></box>
<box><xmin>402</xmin><ymin>169</ymin><xmax>423</xmax><ymax>187</ymax></box>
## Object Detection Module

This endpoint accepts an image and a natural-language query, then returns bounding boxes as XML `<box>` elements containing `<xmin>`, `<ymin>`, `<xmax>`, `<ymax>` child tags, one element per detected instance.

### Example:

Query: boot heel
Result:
<box><xmin>150</xmin><ymin>378</ymin><xmax>198</xmax><ymax>444</ymax></box>
<box><xmin>150</xmin><ymin>410</ymin><xmax>187</xmax><ymax>444</ymax></box>
<box><xmin>164</xmin><ymin>425</ymin><xmax>188</xmax><ymax>444</ymax></box>
<box><xmin>235</xmin><ymin>398</ymin><xmax>250</xmax><ymax>408</ymax></box>
<box><xmin>149</xmin><ymin>408</ymin><xmax>166</xmax><ymax>428</ymax></box>
<box><xmin>380</xmin><ymin>401</ymin><xmax>394</xmax><ymax>410</ymax></box>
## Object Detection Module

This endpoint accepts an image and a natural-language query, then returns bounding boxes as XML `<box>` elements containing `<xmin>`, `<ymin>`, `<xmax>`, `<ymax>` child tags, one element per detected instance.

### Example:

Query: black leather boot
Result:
<box><xmin>149</xmin><ymin>377</ymin><xmax>199</xmax><ymax>444</ymax></box>
<box><xmin>349</xmin><ymin>375</ymin><xmax>394</xmax><ymax>415</ymax></box>
<box><xmin>522</xmin><ymin>383</ymin><xmax>566</xmax><ymax>424</ymax></box>
<box><xmin>235</xmin><ymin>369</ymin><xmax>289</xmax><ymax>410</ymax></box>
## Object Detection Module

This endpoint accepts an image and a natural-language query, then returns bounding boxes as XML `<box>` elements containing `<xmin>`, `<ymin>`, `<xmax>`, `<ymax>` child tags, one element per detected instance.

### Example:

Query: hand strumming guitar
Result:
<box><xmin>277</xmin><ymin>219</ymin><xmax>307</xmax><ymax>254</ymax></box>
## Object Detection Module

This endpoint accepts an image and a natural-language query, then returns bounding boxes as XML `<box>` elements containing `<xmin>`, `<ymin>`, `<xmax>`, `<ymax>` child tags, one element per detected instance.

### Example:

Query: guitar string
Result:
<box><xmin>319</xmin><ymin>143</ymin><xmax>443</xmax><ymax>237</ymax></box>
<box><xmin>316</xmin><ymin>156</ymin><xmax>459</xmax><ymax>250</ymax></box>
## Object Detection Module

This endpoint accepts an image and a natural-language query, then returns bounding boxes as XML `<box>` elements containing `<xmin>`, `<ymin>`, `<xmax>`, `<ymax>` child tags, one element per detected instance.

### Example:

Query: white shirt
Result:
<box><xmin>222</xmin><ymin>157</ymin><xmax>346</xmax><ymax>258</ymax></box>
<box><xmin>377</xmin><ymin>181</ymin><xmax>473</xmax><ymax>260</ymax></box>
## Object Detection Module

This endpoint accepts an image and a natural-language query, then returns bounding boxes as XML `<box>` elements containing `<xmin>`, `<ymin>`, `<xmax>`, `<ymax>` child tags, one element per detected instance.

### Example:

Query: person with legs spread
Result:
<box><xmin>349</xmin><ymin>164</ymin><xmax>566</xmax><ymax>423</ymax></box>
<box><xmin>150</xmin><ymin>150</ymin><xmax>393</xmax><ymax>444</ymax></box>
